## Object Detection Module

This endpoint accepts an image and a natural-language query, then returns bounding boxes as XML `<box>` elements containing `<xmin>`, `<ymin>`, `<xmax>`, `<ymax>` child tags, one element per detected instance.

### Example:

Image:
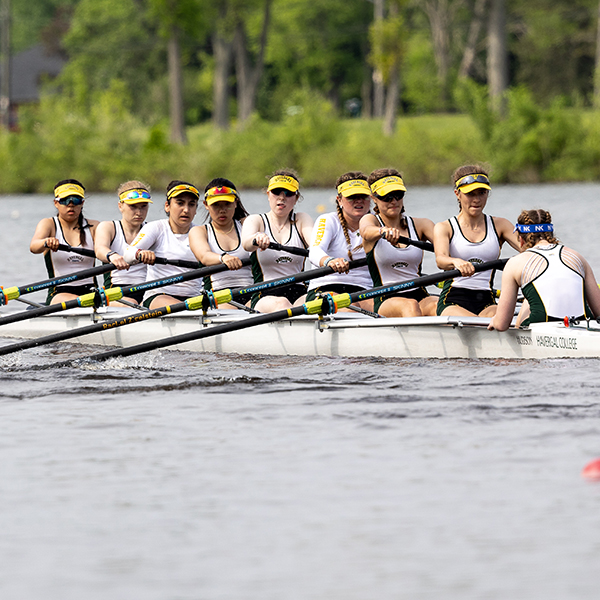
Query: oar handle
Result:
<box><xmin>56</xmin><ymin>243</ymin><xmax>96</xmax><ymax>258</ymax></box>
<box><xmin>392</xmin><ymin>235</ymin><xmax>434</xmax><ymax>252</ymax></box>
<box><xmin>153</xmin><ymin>257</ymin><xmax>201</xmax><ymax>268</ymax></box>
<box><xmin>252</xmin><ymin>239</ymin><xmax>309</xmax><ymax>257</ymax></box>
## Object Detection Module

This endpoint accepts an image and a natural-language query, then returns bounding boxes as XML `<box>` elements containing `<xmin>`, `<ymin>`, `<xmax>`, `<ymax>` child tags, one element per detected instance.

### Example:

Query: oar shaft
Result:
<box><xmin>394</xmin><ymin>235</ymin><xmax>434</xmax><ymax>252</ymax></box>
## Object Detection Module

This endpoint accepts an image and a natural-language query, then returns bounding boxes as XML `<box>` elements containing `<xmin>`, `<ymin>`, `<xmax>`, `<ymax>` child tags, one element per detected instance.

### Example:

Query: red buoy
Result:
<box><xmin>581</xmin><ymin>458</ymin><xmax>600</xmax><ymax>480</ymax></box>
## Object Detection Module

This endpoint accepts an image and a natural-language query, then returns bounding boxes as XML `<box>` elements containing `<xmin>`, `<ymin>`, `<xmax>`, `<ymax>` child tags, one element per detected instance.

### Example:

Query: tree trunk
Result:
<box><xmin>212</xmin><ymin>31</ymin><xmax>233</xmax><ymax>130</ymax></box>
<box><xmin>234</xmin><ymin>0</ymin><xmax>272</xmax><ymax>127</ymax></box>
<box><xmin>459</xmin><ymin>0</ymin><xmax>488</xmax><ymax>79</ymax></box>
<box><xmin>361</xmin><ymin>64</ymin><xmax>373</xmax><ymax>119</ymax></box>
<box><xmin>167</xmin><ymin>27</ymin><xmax>186</xmax><ymax>144</ymax></box>
<box><xmin>424</xmin><ymin>0</ymin><xmax>451</xmax><ymax>109</ymax></box>
<box><xmin>487</xmin><ymin>0</ymin><xmax>508</xmax><ymax>115</ymax></box>
<box><xmin>594</xmin><ymin>0</ymin><xmax>600</xmax><ymax>108</ymax></box>
<box><xmin>372</xmin><ymin>0</ymin><xmax>385</xmax><ymax>118</ymax></box>
<box><xmin>0</xmin><ymin>0</ymin><xmax>10</xmax><ymax>131</ymax></box>
<box><xmin>383</xmin><ymin>1</ymin><xmax>400</xmax><ymax>136</ymax></box>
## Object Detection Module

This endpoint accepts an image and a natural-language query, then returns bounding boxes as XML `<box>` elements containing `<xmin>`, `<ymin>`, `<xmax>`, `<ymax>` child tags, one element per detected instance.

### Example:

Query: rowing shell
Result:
<box><xmin>0</xmin><ymin>306</ymin><xmax>598</xmax><ymax>360</ymax></box>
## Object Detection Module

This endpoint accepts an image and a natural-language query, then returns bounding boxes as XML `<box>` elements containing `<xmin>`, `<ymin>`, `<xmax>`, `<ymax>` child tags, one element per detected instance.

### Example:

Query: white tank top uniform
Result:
<box><xmin>308</xmin><ymin>212</ymin><xmax>372</xmax><ymax>291</ymax></box>
<box><xmin>444</xmin><ymin>214</ymin><xmax>500</xmax><ymax>290</ymax></box>
<box><xmin>250</xmin><ymin>214</ymin><xmax>307</xmax><ymax>282</ymax></box>
<box><xmin>521</xmin><ymin>244</ymin><xmax>589</xmax><ymax>325</ymax></box>
<box><xmin>44</xmin><ymin>216</ymin><xmax>96</xmax><ymax>292</ymax></box>
<box><xmin>124</xmin><ymin>219</ymin><xmax>202</xmax><ymax>300</ymax></box>
<box><xmin>204</xmin><ymin>220</ymin><xmax>252</xmax><ymax>291</ymax></box>
<box><xmin>103</xmin><ymin>221</ymin><xmax>148</xmax><ymax>289</ymax></box>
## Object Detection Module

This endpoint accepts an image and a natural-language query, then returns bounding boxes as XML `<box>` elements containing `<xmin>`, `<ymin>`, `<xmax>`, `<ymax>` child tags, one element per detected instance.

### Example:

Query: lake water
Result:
<box><xmin>1</xmin><ymin>185</ymin><xmax>599</xmax><ymax>600</ymax></box>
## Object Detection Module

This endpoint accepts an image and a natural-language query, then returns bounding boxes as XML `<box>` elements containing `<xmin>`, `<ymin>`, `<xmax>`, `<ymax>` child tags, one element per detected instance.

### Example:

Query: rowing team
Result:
<box><xmin>29</xmin><ymin>165</ymin><xmax>600</xmax><ymax>331</ymax></box>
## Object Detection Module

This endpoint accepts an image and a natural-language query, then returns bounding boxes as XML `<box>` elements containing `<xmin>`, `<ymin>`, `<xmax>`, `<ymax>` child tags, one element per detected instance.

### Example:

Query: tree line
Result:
<box><xmin>9</xmin><ymin>0</ymin><xmax>600</xmax><ymax>139</ymax></box>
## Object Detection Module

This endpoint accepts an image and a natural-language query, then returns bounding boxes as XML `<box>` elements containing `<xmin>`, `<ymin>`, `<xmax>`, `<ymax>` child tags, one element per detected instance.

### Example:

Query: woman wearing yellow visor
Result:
<box><xmin>306</xmin><ymin>171</ymin><xmax>373</xmax><ymax>311</ymax></box>
<box><xmin>189</xmin><ymin>178</ymin><xmax>253</xmax><ymax>308</ymax></box>
<box><xmin>242</xmin><ymin>169</ymin><xmax>313</xmax><ymax>312</ymax></box>
<box><xmin>360</xmin><ymin>168</ymin><xmax>436</xmax><ymax>317</ymax></box>
<box><xmin>94</xmin><ymin>180</ymin><xmax>153</xmax><ymax>306</ymax></box>
<box><xmin>30</xmin><ymin>179</ymin><xmax>99</xmax><ymax>305</ymax></box>
<box><xmin>124</xmin><ymin>180</ymin><xmax>201</xmax><ymax>308</ymax></box>
<box><xmin>433</xmin><ymin>164</ymin><xmax>520</xmax><ymax>317</ymax></box>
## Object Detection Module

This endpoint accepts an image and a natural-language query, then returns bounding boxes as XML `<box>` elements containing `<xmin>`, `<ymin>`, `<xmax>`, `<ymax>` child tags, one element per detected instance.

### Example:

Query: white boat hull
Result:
<box><xmin>0</xmin><ymin>306</ymin><xmax>598</xmax><ymax>360</ymax></box>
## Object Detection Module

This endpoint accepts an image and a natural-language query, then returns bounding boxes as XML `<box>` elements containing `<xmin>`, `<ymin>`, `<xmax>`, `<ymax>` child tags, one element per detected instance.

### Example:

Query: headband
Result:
<box><xmin>514</xmin><ymin>223</ymin><xmax>554</xmax><ymax>234</ymax></box>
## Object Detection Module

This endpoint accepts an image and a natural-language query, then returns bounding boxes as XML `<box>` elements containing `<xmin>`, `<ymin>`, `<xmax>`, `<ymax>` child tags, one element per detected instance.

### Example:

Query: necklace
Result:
<box><xmin>215</xmin><ymin>222</ymin><xmax>235</xmax><ymax>235</ymax></box>
<box><xmin>273</xmin><ymin>220</ymin><xmax>289</xmax><ymax>233</ymax></box>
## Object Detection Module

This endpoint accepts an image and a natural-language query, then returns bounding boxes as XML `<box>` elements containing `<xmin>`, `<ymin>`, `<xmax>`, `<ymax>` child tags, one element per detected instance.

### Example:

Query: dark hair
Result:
<box><xmin>54</xmin><ymin>179</ymin><xmax>88</xmax><ymax>246</ymax></box>
<box><xmin>367</xmin><ymin>167</ymin><xmax>407</xmax><ymax>227</ymax></box>
<box><xmin>516</xmin><ymin>209</ymin><xmax>560</xmax><ymax>249</ymax></box>
<box><xmin>204</xmin><ymin>177</ymin><xmax>249</xmax><ymax>221</ymax></box>
<box><xmin>451</xmin><ymin>164</ymin><xmax>490</xmax><ymax>187</ymax></box>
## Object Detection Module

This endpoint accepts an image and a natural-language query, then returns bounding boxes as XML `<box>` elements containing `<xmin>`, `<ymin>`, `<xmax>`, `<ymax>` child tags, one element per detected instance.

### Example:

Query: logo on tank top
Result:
<box><xmin>469</xmin><ymin>258</ymin><xmax>483</xmax><ymax>265</ymax></box>
<box><xmin>276</xmin><ymin>256</ymin><xmax>293</xmax><ymax>264</ymax></box>
<box><xmin>392</xmin><ymin>261</ymin><xmax>409</xmax><ymax>269</ymax></box>
<box><xmin>67</xmin><ymin>255</ymin><xmax>85</xmax><ymax>264</ymax></box>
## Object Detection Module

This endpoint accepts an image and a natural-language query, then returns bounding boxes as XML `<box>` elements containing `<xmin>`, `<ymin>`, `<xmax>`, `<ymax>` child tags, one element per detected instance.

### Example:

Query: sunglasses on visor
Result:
<box><xmin>270</xmin><ymin>188</ymin><xmax>297</xmax><ymax>198</ymax></box>
<box><xmin>122</xmin><ymin>190</ymin><xmax>151</xmax><ymax>201</ymax></box>
<box><xmin>455</xmin><ymin>174</ymin><xmax>490</xmax><ymax>188</ymax></box>
<box><xmin>57</xmin><ymin>196</ymin><xmax>84</xmax><ymax>206</ymax></box>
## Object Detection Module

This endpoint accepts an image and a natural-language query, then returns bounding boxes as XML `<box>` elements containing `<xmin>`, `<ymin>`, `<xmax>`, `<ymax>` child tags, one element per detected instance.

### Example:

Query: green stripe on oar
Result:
<box><xmin>82</xmin><ymin>258</ymin><xmax>506</xmax><ymax>362</ymax></box>
<box><xmin>0</xmin><ymin>263</ymin><xmax>117</xmax><ymax>305</ymax></box>
<box><xmin>0</xmin><ymin>259</ymin><xmax>367</xmax><ymax>355</ymax></box>
<box><xmin>0</xmin><ymin>260</ymin><xmax>250</xmax><ymax>328</ymax></box>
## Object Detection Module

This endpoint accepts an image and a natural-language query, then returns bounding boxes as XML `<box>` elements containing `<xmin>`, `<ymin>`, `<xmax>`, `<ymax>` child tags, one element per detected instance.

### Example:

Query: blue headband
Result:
<box><xmin>513</xmin><ymin>223</ymin><xmax>554</xmax><ymax>234</ymax></box>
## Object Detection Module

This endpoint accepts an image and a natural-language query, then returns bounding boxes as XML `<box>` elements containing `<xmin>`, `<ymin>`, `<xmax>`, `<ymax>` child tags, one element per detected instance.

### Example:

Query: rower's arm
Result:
<box><xmin>241</xmin><ymin>214</ymin><xmax>265</xmax><ymax>251</ymax></box>
<box><xmin>488</xmin><ymin>260</ymin><xmax>520</xmax><ymax>331</ymax></box>
<box><xmin>309</xmin><ymin>214</ymin><xmax>334</xmax><ymax>267</ymax></box>
<box><xmin>359</xmin><ymin>214</ymin><xmax>383</xmax><ymax>250</ymax></box>
<box><xmin>95</xmin><ymin>221</ymin><xmax>129</xmax><ymax>270</ymax></box>
<box><xmin>494</xmin><ymin>216</ymin><xmax>521</xmax><ymax>252</ymax></box>
<box><xmin>295</xmin><ymin>212</ymin><xmax>314</xmax><ymax>250</ymax></box>
<box><xmin>414</xmin><ymin>217</ymin><xmax>435</xmax><ymax>243</ymax></box>
<box><xmin>189</xmin><ymin>225</ymin><xmax>221</xmax><ymax>266</ymax></box>
<box><xmin>433</xmin><ymin>220</ymin><xmax>474</xmax><ymax>276</ymax></box>
<box><xmin>30</xmin><ymin>218</ymin><xmax>56</xmax><ymax>254</ymax></box>
<box><xmin>582</xmin><ymin>256</ymin><xmax>600</xmax><ymax>317</ymax></box>
<box><xmin>123</xmin><ymin>222</ymin><xmax>157</xmax><ymax>264</ymax></box>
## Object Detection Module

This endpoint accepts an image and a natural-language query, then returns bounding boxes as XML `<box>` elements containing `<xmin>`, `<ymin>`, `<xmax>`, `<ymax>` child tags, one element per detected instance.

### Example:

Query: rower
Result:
<box><xmin>123</xmin><ymin>180</ymin><xmax>202</xmax><ymax>309</ymax></box>
<box><xmin>306</xmin><ymin>171</ymin><xmax>373</xmax><ymax>312</ymax></box>
<box><xmin>94</xmin><ymin>180</ymin><xmax>153</xmax><ymax>306</ymax></box>
<box><xmin>29</xmin><ymin>179</ymin><xmax>99</xmax><ymax>305</ymax></box>
<box><xmin>189</xmin><ymin>178</ymin><xmax>253</xmax><ymax>309</ymax></box>
<box><xmin>241</xmin><ymin>169</ymin><xmax>313</xmax><ymax>312</ymax></box>
<box><xmin>433</xmin><ymin>165</ymin><xmax>520</xmax><ymax>317</ymax></box>
<box><xmin>360</xmin><ymin>168</ymin><xmax>436</xmax><ymax>317</ymax></box>
<box><xmin>489</xmin><ymin>209</ymin><xmax>600</xmax><ymax>330</ymax></box>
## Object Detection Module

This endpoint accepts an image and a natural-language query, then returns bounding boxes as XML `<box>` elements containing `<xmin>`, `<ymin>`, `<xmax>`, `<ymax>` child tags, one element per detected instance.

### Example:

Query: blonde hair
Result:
<box><xmin>117</xmin><ymin>180</ymin><xmax>151</xmax><ymax>196</ymax></box>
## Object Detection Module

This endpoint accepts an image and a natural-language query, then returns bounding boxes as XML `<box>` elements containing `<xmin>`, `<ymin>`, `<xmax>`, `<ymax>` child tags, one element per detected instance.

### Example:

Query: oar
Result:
<box><xmin>0</xmin><ymin>263</ymin><xmax>117</xmax><ymax>306</ymax></box>
<box><xmin>0</xmin><ymin>259</ymin><xmax>250</xmax><ymax>328</ymax></box>
<box><xmin>0</xmin><ymin>258</ymin><xmax>367</xmax><ymax>356</ymax></box>
<box><xmin>78</xmin><ymin>258</ymin><xmax>506</xmax><ymax>362</ymax></box>
<box><xmin>390</xmin><ymin>235</ymin><xmax>433</xmax><ymax>252</ymax></box>
<box><xmin>262</xmin><ymin>241</ymin><xmax>309</xmax><ymax>257</ymax></box>
<box><xmin>56</xmin><ymin>243</ymin><xmax>200</xmax><ymax>269</ymax></box>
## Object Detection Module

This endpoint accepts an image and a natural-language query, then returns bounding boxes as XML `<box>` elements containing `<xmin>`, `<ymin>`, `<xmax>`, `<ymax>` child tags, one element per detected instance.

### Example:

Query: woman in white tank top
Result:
<box><xmin>123</xmin><ymin>180</ymin><xmax>202</xmax><ymax>309</ymax></box>
<box><xmin>95</xmin><ymin>180</ymin><xmax>152</xmax><ymax>306</ymax></box>
<box><xmin>241</xmin><ymin>169</ymin><xmax>313</xmax><ymax>313</ymax></box>
<box><xmin>307</xmin><ymin>171</ymin><xmax>373</xmax><ymax>312</ymax></box>
<box><xmin>30</xmin><ymin>179</ymin><xmax>99</xmax><ymax>305</ymax></box>
<box><xmin>489</xmin><ymin>209</ymin><xmax>600</xmax><ymax>331</ymax></box>
<box><xmin>189</xmin><ymin>178</ymin><xmax>253</xmax><ymax>309</ymax></box>
<box><xmin>433</xmin><ymin>164</ymin><xmax>520</xmax><ymax>317</ymax></box>
<box><xmin>360</xmin><ymin>168</ymin><xmax>436</xmax><ymax>317</ymax></box>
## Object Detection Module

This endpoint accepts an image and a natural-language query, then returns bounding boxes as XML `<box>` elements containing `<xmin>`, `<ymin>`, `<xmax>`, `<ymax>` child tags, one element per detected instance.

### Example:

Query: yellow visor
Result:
<box><xmin>55</xmin><ymin>183</ymin><xmax>85</xmax><ymax>200</ymax></box>
<box><xmin>205</xmin><ymin>186</ymin><xmax>239</xmax><ymax>205</ymax></box>
<box><xmin>267</xmin><ymin>175</ymin><xmax>299</xmax><ymax>193</ymax></box>
<box><xmin>167</xmin><ymin>184</ymin><xmax>200</xmax><ymax>200</ymax></box>
<box><xmin>370</xmin><ymin>175</ymin><xmax>407</xmax><ymax>197</ymax></box>
<box><xmin>119</xmin><ymin>189</ymin><xmax>153</xmax><ymax>204</ymax></box>
<box><xmin>337</xmin><ymin>179</ymin><xmax>371</xmax><ymax>197</ymax></box>
<box><xmin>455</xmin><ymin>174</ymin><xmax>491</xmax><ymax>193</ymax></box>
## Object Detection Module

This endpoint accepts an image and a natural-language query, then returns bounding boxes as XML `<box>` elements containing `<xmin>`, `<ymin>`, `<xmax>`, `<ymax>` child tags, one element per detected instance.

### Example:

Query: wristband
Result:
<box><xmin>324</xmin><ymin>257</ymin><xmax>334</xmax><ymax>267</ymax></box>
<box><xmin>220</xmin><ymin>253</ymin><xmax>227</xmax><ymax>264</ymax></box>
<box><xmin>106</xmin><ymin>251</ymin><xmax>117</xmax><ymax>263</ymax></box>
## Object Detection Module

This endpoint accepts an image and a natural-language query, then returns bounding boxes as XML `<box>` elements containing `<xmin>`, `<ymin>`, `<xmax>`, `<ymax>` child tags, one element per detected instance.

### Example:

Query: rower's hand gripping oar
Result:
<box><xmin>384</xmin><ymin>234</ymin><xmax>433</xmax><ymax>253</ymax></box>
<box><xmin>0</xmin><ymin>258</ymin><xmax>367</xmax><ymax>356</ymax></box>
<box><xmin>77</xmin><ymin>259</ymin><xmax>506</xmax><ymax>363</ymax></box>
